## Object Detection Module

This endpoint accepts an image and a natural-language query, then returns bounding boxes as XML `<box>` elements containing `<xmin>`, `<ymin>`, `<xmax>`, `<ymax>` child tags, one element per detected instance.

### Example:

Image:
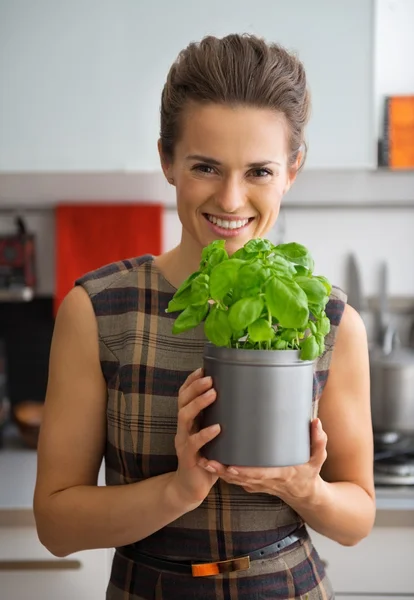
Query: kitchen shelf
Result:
<box><xmin>0</xmin><ymin>288</ymin><xmax>34</xmax><ymax>302</ymax></box>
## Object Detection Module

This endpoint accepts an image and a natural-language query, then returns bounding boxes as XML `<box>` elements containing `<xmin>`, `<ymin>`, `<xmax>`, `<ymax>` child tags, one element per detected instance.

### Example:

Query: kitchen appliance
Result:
<box><xmin>0</xmin><ymin>216</ymin><xmax>36</xmax><ymax>297</ymax></box>
<box><xmin>369</xmin><ymin>261</ymin><xmax>414</xmax><ymax>434</ymax></box>
<box><xmin>374</xmin><ymin>432</ymin><xmax>414</xmax><ymax>486</ymax></box>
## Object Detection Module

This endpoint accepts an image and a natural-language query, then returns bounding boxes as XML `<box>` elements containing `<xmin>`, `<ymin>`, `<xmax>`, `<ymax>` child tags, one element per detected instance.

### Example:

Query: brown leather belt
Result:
<box><xmin>118</xmin><ymin>526</ymin><xmax>306</xmax><ymax>577</ymax></box>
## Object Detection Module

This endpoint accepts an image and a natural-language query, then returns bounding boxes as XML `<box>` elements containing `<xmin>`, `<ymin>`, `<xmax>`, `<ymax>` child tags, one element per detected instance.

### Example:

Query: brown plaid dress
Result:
<box><xmin>76</xmin><ymin>255</ymin><xmax>347</xmax><ymax>600</ymax></box>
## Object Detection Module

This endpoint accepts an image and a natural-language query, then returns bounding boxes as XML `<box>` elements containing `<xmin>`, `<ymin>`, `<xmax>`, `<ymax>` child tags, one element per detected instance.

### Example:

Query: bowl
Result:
<box><xmin>13</xmin><ymin>400</ymin><xmax>44</xmax><ymax>449</ymax></box>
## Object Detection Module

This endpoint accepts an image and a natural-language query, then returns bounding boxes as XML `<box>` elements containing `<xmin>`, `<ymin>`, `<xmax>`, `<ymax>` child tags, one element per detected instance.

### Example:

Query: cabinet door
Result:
<box><xmin>0</xmin><ymin>0</ymin><xmax>374</xmax><ymax>172</ymax></box>
<box><xmin>0</xmin><ymin>526</ymin><xmax>110</xmax><ymax>600</ymax></box>
<box><xmin>310</xmin><ymin>527</ymin><xmax>414</xmax><ymax>595</ymax></box>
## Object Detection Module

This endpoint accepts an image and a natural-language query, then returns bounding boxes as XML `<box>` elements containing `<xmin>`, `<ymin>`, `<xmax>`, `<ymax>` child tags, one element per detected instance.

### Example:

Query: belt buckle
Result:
<box><xmin>191</xmin><ymin>555</ymin><xmax>251</xmax><ymax>577</ymax></box>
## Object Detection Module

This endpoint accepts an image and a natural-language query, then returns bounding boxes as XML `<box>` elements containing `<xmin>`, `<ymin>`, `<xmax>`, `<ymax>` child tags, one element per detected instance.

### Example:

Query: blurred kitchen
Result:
<box><xmin>1</xmin><ymin>0</ymin><xmax>414</xmax><ymax>598</ymax></box>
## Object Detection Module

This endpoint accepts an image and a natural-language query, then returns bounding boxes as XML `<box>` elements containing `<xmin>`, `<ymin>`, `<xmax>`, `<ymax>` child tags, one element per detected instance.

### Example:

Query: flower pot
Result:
<box><xmin>201</xmin><ymin>344</ymin><xmax>314</xmax><ymax>467</ymax></box>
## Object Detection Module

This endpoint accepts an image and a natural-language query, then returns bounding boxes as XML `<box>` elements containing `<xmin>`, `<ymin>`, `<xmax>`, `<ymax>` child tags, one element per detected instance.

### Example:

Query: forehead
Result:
<box><xmin>175</xmin><ymin>103</ymin><xmax>289</xmax><ymax>160</ymax></box>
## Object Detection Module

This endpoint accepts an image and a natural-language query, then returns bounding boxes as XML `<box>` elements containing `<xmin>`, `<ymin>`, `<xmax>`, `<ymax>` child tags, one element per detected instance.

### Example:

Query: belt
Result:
<box><xmin>118</xmin><ymin>526</ymin><xmax>306</xmax><ymax>577</ymax></box>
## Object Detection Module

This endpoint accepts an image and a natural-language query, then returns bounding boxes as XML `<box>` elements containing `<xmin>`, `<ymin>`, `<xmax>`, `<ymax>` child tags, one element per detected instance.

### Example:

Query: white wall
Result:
<box><xmin>0</xmin><ymin>0</ymin><xmax>374</xmax><ymax>170</ymax></box>
<box><xmin>374</xmin><ymin>0</ymin><xmax>414</xmax><ymax>137</ymax></box>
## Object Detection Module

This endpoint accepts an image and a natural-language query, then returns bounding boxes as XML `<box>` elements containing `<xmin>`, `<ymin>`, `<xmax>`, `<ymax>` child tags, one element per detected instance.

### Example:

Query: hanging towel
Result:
<box><xmin>55</xmin><ymin>203</ymin><xmax>163</xmax><ymax>315</ymax></box>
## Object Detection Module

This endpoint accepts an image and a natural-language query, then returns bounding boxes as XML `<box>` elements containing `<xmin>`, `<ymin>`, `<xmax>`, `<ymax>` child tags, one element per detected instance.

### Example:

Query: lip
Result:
<box><xmin>203</xmin><ymin>213</ymin><xmax>255</xmax><ymax>222</ymax></box>
<box><xmin>203</xmin><ymin>213</ymin><xmax>254</xmax><ymax>238</ymax></box>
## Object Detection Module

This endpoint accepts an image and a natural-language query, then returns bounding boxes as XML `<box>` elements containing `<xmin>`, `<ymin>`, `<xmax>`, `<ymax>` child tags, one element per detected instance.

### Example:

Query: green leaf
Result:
<box><xmin>236</xmin><ymin>262</ymin><xmax>270</xmax><ymax>295</ymax></box>
<box><xmin>200</xmin><ymin>241</ymin><xmax>228</xmax><ymax>273</ymax></box>
<box><xmin>269</xmin><ymin>254</ymin><xmax>297</xmax><ymax>277</ymax></box>
<box><xmin>244</xmin><ymin>238</ymin><xmax>273</xmax><ymax>254</ymax></box>
<box><xmin>272</xmin><ymin>338</ymin><xmax>289</xmax><ymax>350</ymax></box>
<box><xmin>300</xmin><ymin>334</ymin><xmax>319</xmax><ymax>360</ymax></box>
<box><xmin>308</xmin><ymin>320</ymin><xmax>317</xmax><ymax>335</ymax></box>
<box><xmin>315</xmin><ymin>332</ymin><xmax>325</xmax><ymax>355</ymax></box>
<box><xmin>209</xmin><ymin>259</ymin><xmax>244</xmax><ymax>300</ymax></box>
<box><xmin>230</xmin><ymin>247</ymin><xmax>250</xmax><ymax>260</ymax></box>
<box><xmin>204</xmin><ymin>308</ymin><xmax>232</xmax><ymax>346</ymax></box>
<box><xmin>274</xmin><ymin>242</ymin><xmax>314</xmax><ymax>272</ymax></box>
<box><xmin>190</xmin><ymin>274</ymin><xmax>210</xmax><ymax>305</ymax></box>
<box><xmin>265</xmin><ymin>276</ymin><xmax>309</xmax><ymax>329</ymax></box>
<box><xmin>166</xmin><ymin>271</ymin><xmax>200</xmax><ymax>312</ymax></box>
<box><xmin>294</xmin><ymin>265</ymin><xmax>310</xmax><ymax>277</ymax></box>
<box><xmin>200</xmin><ymin>240</ymin><xmax>226</xmax><ymax>263</ymax></box>
<box><xmin>315</xmin><ymin>275</ymin><xmax>332</xmax><ymax>295</ymax></box>
<box><xmin>317</xmin><ymin>315</ymin><xmax>331</xmax><ymax>336</ymax></box>
<box><xmin>248</xmin><ymin>318</ymin><xmax>275</xmax><ymax>342</ymax></box>
<box><xmin>280</xmin><ymin>329</ymin><xmax>298</xmax><ymax>342</ymax></box>
<box><xmin>295</xmin><ymin>276</ymin><xmax>328</xmax><ymax>305</ymax></box>
<box><xmin>228</xmin><ymin>297</ymin><xmax>264</xmax><ymax>331</ymax></box>
<box><xmin>232</xmin><ymin>329</ymin><xmax>246</xmax><ymax>340</ymax></box>
<box><xmin>172</xmin><ymin>303</ymin><xmax>209</xmax><ymax>334</ymax></box>
<box><xmin>166</xmin><ymin>286</ymin><xmax>193</xmax><ymax>313</ymax></box>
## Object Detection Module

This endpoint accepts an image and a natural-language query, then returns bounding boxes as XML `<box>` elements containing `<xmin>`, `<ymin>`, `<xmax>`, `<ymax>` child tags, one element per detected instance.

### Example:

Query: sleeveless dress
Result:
<box><xmin>76</xmin><ymin>255</ymin><xmax>347</xmax><ymax>600</ymax></box>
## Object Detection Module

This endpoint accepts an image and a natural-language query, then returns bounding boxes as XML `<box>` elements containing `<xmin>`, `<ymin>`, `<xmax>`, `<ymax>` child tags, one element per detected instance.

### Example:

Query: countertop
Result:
<box><xmin>1</xmin><ymin>445</ymin><xmax>414</xmax><ymax>513</ymax></box>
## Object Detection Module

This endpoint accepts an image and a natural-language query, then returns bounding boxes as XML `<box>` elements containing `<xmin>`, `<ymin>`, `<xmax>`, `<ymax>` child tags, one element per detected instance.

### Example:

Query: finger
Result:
<box><xmin>178</xmin><ymin>376</ymin><xmax>213</xmax><ymax>409</ymax></box>
<box><xmin>309</xmin><ymin>418</ymin><xmax>328</xmax><ymax>467</ymax></box>
<box><xmin>177</xmin><ymin>388</ymin><xmax>217</xmax><ymax>433</ymax></box>
<box><xmin>197</xmin><ymin>458</ymin><xmax>227</xmax><ymax>476</ymax></box>
<box><xmin>224</xmin><ymin>466</ymin><xmax>281</xmax><ymax>480</ymax></box>
<box><xmin>189</xmin><ymin>423</ymin><xmax>221</xmax><ymax>456</ymax></box>
<box><xmin>179</xmin><ymin>367</ymin><xmax>203</xmax><ymax>393</ymax></box>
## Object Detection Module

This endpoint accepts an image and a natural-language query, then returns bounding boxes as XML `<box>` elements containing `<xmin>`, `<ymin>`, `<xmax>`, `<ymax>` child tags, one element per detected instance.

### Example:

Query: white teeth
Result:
<box><xmin>207</xmin><ymin>215</ymin><xmax>249</xmax><ymax>229</ymax></box>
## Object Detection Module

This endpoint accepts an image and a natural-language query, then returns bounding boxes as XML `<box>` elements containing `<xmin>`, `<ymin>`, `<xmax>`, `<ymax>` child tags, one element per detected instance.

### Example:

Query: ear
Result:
<box><xmin>158</xmin><ymin>139</ymin><xmax>175</xmax><ymax>185</ymax></box>
<box><xmin>283</xmin><ymin>150</ymin><xmax>303</xmax><ymax>194</ymax></box>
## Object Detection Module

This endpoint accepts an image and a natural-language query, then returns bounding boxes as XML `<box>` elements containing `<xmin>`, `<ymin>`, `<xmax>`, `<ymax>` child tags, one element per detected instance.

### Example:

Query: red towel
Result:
<box><xmin>55</xmin><ymin>203</ymin><xmax>163</xmax><ymax>315</ymax></box>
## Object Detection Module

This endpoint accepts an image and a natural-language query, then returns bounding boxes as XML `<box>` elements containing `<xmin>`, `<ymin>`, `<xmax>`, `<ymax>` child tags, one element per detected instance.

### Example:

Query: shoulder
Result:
<box><xmin>325</xmin><ymin>285</ymin><xmax>347</xmax><ymax>327</ymax></box>
<box><xmin>75</xmin><ymin>255</ymin><xmax>154</xmax><ymax>298</ymax></box>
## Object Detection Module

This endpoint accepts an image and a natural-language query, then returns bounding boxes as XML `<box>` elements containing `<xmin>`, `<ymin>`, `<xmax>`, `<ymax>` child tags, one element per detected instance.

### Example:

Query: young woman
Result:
<box><xmin>34</xmin><ymin>33</ymin><xmax>375</xmax><ymax>599</ymax></box>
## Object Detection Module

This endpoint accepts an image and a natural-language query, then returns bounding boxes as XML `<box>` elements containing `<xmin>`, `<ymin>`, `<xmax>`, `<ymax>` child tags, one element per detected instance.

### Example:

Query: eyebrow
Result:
<box><xmin>185</xmin><ymin>154</ymin><xmax>281</xmax><ymax>168</ymax></box>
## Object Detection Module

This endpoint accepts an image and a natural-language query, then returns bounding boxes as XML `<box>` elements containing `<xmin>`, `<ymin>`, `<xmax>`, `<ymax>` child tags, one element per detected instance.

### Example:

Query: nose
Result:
<box><xmin>215</xmin><ymin>175</ymin><xmax>246</xmax><ymax>214</ymax></box>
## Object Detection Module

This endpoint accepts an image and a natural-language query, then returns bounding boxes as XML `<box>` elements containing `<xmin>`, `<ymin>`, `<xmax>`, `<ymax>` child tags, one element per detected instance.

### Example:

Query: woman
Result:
<box><xmin>34</xmin><ymin>34</ymin><xmax>375</xmax><ymax>599</ymax></box>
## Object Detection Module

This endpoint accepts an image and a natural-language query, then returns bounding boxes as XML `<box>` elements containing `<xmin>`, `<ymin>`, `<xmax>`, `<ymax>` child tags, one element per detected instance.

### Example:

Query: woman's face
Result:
<box><xmin>160</xmin><ymin>103</ymin><xmax>298</xmax><ymax>256</ymax></box>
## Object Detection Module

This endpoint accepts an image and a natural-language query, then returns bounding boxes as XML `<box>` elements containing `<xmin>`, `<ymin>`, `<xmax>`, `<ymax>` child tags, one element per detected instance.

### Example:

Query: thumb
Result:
<box><xmin>310</xmin><ymin>418</ymin><xmax>328</xmax><ymax>467</ymax></box>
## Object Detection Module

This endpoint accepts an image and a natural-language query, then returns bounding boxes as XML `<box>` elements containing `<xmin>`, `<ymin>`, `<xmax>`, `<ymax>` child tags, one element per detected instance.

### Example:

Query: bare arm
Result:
<box><xmin>34</xmin><ymin>286</ymin><xmax>218</xmax><ymax>557</ymax></box>
<box><xmin>283</xmin><ymin>304</ymin><xmax>376</xmax><ymax>545</ymax></box>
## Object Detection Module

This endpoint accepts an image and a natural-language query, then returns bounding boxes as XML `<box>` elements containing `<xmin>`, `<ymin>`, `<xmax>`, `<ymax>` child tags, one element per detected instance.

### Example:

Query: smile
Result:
<box><xmin>204</xmin><ymin>214</ymin><xmax>253</xmax><ymax>230</ymax></box>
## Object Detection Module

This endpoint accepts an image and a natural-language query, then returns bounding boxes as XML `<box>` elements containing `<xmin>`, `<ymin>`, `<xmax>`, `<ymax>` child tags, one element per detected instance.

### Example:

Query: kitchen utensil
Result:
<box><xmin>377</xmin><ymin>261</ymin><xmax>390</xmax><ymax>346</ymax></box>
<box><xmin>370</xmin><ymin>259</ymin><xmax>414</xmax><ymax>434</ymax></box>
<box><xmin>346</xmin><ymin>253</ymin><xmax>365</xmax><ymax>314</ymax></box>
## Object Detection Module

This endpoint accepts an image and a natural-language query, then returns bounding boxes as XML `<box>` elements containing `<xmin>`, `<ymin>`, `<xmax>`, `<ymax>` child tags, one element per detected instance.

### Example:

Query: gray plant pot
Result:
<box><xmin>201</xmin><ymin>344</ymin><xmax>314</xmax><ymax>467</ymax></box>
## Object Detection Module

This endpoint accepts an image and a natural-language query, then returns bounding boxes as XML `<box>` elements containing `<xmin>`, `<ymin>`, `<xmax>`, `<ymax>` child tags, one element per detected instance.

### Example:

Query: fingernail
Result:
<box><xmin>205</xmin><ymin>465</ymin><xmax>216</xmax><ymax>473</ymax></box>
<box><xmin>227</xmin><ymin>467</ymin><xmax>239</xmax><ymax>475</ymax></box>
<box><xmin>317</xmin><ymin>419</ymin><xmax>322</xmax><ymax>432</ymax></box>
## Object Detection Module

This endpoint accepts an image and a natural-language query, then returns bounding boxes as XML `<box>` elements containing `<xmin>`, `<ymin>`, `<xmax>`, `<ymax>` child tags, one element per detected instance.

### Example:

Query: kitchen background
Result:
<box><xmin>1</xmin><ymin>0</ymin><xmax>414</xmax><ymax>598</ymax></box>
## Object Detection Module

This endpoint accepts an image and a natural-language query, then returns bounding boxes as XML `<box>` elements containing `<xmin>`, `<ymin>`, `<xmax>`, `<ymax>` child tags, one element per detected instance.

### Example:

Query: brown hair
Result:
<box><xmin>160</xmin><ymin>33</ymin><xmax>311</xmax><ymax>168</ymax></box>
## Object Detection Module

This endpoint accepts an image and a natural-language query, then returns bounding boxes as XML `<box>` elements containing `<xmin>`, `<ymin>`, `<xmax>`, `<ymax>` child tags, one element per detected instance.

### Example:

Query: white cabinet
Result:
<box><xmin>0</xmin><ymin>525</ymin><xmax>111</xmax><ymax>600</ymax></box>
<box><xmin>310</xmin><ymin>526</ymin><xmax>414</xmax><ymax>597</ymax></box>
<box><xmin>374</xmin><ymin>0</ymin><xmax>414</xmax><ymax>140</ymax></box>
<box><xmin>0</xmin><ymin>0</ymin><xmax>375</xmax><ymax>172</ymax></box>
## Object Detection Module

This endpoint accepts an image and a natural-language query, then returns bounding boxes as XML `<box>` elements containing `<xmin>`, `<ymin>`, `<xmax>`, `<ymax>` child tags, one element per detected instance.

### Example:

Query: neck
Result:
<box><xmin>154</xmin><ymin>230</ymin><xmax>204</xmax><ymax>290</ymax></box>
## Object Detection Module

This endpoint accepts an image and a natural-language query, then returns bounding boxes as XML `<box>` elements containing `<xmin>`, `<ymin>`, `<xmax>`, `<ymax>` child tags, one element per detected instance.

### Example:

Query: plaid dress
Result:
<box><xmin>76</xmin><ymin>255</ymin><xmax>347</xmax><ymax>600</ymax></box>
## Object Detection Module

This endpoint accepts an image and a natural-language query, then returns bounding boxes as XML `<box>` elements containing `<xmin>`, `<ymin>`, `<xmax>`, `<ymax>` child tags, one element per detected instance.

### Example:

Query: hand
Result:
<box><xmin>197</xmin><ymin>418</ymin><xmax>328</xmax><ymax>504</ymax></box>
<box><xmin>170</xmin><ymin>368</ymin><xmax>221</xmax><ymax>509</ymax></box>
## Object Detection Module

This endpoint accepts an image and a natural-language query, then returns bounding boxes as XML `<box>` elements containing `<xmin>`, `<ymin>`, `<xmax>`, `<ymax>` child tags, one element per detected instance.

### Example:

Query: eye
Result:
<box><xmin>192</xmin><ymin>164</ymin><xmax>216</xmax><ymax>175</ymax></box>
<box><xmin>249</xmin><ymin>168</ymin><xmax>273</xmax><ymax>178</ymax></box>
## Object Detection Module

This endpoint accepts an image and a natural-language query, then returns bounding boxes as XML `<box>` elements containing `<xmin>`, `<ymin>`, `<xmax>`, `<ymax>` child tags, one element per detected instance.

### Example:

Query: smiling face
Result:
<box><xmin>159</xmin><ymin>103</ymin><xmax>298</xmax><ymax>258</ymax></box>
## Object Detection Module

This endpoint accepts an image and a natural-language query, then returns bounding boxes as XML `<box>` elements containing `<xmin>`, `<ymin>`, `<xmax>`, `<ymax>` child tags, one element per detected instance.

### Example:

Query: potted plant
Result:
<box><xmin>166</xmin><ymin>238</ymin><xmax>332</xmax><ymax>467</ymax></box>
